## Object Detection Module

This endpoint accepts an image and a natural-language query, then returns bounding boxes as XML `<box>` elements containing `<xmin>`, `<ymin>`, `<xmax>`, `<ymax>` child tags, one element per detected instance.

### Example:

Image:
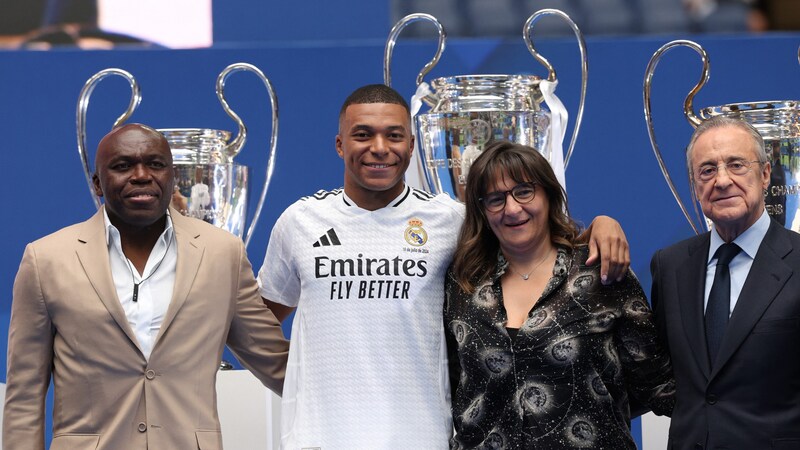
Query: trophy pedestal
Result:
<box><xmin>641</xmin><ymin>411</ymin><xmax>670</xmax><ymax>450</ymax></box>
<box><xmin>216</xmin><ymin>370</ymin><xmax>282</xmax><ymax>450</ymax></box>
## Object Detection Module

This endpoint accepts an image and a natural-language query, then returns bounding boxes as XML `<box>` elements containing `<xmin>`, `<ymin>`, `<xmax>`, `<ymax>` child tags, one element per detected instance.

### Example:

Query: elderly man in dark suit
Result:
<box><xmin>651</xmin><ymin>115</ymin><xmax>800</xmax><ymax>449</ymax></box>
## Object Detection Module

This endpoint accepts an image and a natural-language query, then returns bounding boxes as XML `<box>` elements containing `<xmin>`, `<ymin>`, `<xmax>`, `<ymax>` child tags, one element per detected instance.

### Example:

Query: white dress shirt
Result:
<box><xmin>705</xmin><ymin>209</ymin><xmax>770</xmax><ymax>316</ymax></box>
<box><xmin>104</xmin><ymin>209</ymin><xmax>177</xmax><ymax>360</ymax></box>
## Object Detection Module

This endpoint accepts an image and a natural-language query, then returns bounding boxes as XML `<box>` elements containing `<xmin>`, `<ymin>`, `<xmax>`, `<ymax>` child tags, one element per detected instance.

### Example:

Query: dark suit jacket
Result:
<box><xmin>3</xmin><ymin>207</ymin><xmax>289</xmax><ymax>450</ymax></box>
<box><xmin>651</xmin><ymin>219</ymin><xmax>800</xmax><ymax>450</ymax></box>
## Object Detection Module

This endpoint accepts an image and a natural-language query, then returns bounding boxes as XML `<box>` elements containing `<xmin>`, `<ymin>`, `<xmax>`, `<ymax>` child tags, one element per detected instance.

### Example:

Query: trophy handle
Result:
<box><xmin>76</xmin><ymin>68</ymin><xmax>141</xmax><ymax>209</ymax></box>
<box><xmin>523</xmin><ymin>9</ymin><xmax>587</xmax><ymax>169</ymax></box>
<box><xmin>216</xmin><ymin>62</ymin><xmax>279</xmax><ymax>249</ymax></box>
<box><xmin>383</xmin><ymin>13</ymin><xmax>446</xmax><ymax>103</ymax></box>
<box><xmin>643</xmin><ymin>39</ymin><xmax>710</xmax><ymax>235</ymax></box>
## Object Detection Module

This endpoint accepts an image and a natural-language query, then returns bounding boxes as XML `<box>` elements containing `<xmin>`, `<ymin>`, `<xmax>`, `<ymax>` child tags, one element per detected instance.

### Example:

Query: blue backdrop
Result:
<box><xmin>1</xmin><ymin>30</ymin><xmax>798</xmax><ymax>447</ymax></box>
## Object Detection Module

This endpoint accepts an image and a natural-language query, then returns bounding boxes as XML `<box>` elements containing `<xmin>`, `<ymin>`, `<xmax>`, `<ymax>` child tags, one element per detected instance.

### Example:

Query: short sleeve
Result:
<box><xmin>257</xmin><ymin>207</ymin><xmax>301</xmax><ymax>307</ymax></box>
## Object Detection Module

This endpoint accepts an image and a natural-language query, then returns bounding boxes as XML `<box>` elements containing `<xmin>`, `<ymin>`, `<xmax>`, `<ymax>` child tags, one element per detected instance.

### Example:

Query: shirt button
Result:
<box><xmin>145</xmin><ymin>369</ymin><xmax>156</xmax><ymax>380</ymax></box>
<box><xmin>706</xmin><ymin>393</ymin><xmax>717</xmax><ymax>404</ymax></box>
<box><xmin>138</xmin><ymin>422</ymin><xmax>147</xmax><ymax>433</ymax></box>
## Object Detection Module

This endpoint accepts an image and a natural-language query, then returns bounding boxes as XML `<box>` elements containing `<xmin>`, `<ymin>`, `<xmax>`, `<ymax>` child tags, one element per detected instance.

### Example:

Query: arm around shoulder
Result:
<box><xmin>580</xmin><ymin>215</ymin><xmax>630</xmax><ymax>285</ymax></box>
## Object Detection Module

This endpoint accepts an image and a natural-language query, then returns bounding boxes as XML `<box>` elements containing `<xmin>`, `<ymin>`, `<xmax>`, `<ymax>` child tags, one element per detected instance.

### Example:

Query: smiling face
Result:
<box><xmin>92</xmin><ymin>124</ymin><xmax>174</xmax><ymax>231</ymax></box>
<box><xmin>335</xmin><ymin>103</ymin><xmax>414</xmax><ymax>210</ymax></box>
<box><xmin>691</xmin><ymin>125</ymin><xmax>770</xmax><ymax>241</ymax></box>
<box><xmin>484</xmin><ymin>171</ymin><xmax>551</xmax><ymax>259</ymax></box>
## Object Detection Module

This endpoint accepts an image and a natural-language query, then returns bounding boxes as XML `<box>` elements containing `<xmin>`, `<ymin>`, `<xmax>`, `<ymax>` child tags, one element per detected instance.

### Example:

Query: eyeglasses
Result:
<box><xmin>694</xmin><ymin>159</ymin><xmax>762</xmax><ymax>182</ymax></box>
<box><xmin>479</xmin><ymin>182</ymin><xmax>537</xmax><ymax>212</ymax></box>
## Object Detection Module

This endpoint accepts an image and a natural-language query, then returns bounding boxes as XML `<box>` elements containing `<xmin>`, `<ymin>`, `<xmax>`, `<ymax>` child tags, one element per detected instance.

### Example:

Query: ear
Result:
<box><xmin>761</xmin><ymin>161</ymin><xmax>771</xmax><ymax>190</ymax></box>
<box><xmin>335</xmin><ymin>135</ymin><xmax>344</xmax><ymax>159</ymax></box>
<box><xmin>92</xmin><ymin>173</ymin><xmax>104</xmax><ymax>198</ymax></box>
<box><xmin>409</xmin><ymin>134</ymin><xmax>415</xmax><ymax>157</ymax></box>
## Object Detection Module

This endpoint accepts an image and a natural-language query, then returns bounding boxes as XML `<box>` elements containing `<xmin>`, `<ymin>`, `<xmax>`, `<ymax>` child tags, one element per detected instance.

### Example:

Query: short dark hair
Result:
<box><xmin>338</xmin><ymin>84</ymin><xmax>411</xmax><ymax>128</ymax></box>
<box><xmin>451</xmin><ymin>140</ymin><xmax>581</xmax><ymax>293</ymax></box>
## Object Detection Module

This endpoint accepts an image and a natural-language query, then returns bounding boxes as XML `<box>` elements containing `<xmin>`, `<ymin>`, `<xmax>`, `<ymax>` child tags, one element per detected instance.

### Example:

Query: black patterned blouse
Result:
<box><xmin>444</xmin><ymin>246</ymin><xmax>674</xmax><ymax>449</ymax></box>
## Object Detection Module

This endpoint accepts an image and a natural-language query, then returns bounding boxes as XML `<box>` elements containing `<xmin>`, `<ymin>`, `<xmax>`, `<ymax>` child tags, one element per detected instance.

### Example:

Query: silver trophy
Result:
<box><xmin>644</xmin><ymin>40</ymin><xmax>800</xmax><ymax>233</ymax></box>
<box><xmin>77</xmin><ymin>63</ymin><xmax>278</xmax><ymax>248</ymax></box>
<box><xmin>384</xmin><ymin>9</ymin><xmax>587</xmax><ymax>199</ymax></box>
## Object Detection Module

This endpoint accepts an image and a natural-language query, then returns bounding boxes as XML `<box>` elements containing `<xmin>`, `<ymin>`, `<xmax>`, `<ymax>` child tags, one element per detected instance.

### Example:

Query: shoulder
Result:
<box><xmin>28</xmin><ymin>214</ymin><xmax>98</xmax><ymax>252</ymax></box>
<box><xmin>269</xmin><ymin>188</ymin><xmax>344</xmax><ymax>228</ymax></box>
<box><xmin>654</xmin><ymin>233</ymin><xmax>708</xmax><ymax>262</ymax></box>
<box><xmin>172</xmin><ymin>212</ymin><xmax>243</xmax><ymax>250</ymax></box>
<box><xmin>566</xmin><ymin>245</ymin><xmax>601</xmax><ymax>278</ymax></box>
<box><xmin>299</xmin><ymin>188</ymin><xmax>345</xmax><ymax>204</ymax></box>
<box><xmin>287</xmin><ymin>188</ymin><xmax>344</xmax><ymax>214</ymax></box>
<box><xmin>761</xmin><ymin>221</ymin><xmax>800</xmax><ymax>261</ymax></box>
<box><xmin>571</xmin><ymin>244</ymin><xmax>591</xmax><ymax>264</ymax></box>
<box><xmin>770</xmin><ymin>221</ymin><xmax>800</xmax><ymax>243</ymax></box>
<box><xmin>406</xmin><ymin>189</ymin><xmax>465</xmax><ymax>219</ymax></box>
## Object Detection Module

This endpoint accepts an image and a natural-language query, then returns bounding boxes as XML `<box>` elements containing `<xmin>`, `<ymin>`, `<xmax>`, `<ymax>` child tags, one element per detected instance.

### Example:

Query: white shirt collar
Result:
<box><xmin>103</xmin><ymin>207</ymin><xmax>174</xmax><ymax>251</ymax></box>
<box><xmin>341</xmin><ymin>184</ymin><xmax>412</xmax><ymax>209</ymax></box>
<box><xmin>708</xmin><ymin>209</ymin><xmax>770</xmax><ymax>263</ymax></box>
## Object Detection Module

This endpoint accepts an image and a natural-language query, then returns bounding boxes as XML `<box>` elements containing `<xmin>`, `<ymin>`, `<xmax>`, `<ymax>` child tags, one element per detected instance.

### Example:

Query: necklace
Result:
<box><xmin>124</xmin><ymin>230</ymin><xmax>174</xmax><ymax>303</ymax></box>
<box><xmin>508</xmin><ymin>248</ymin><xmax>554</xmax><ymax>281</ymax></box>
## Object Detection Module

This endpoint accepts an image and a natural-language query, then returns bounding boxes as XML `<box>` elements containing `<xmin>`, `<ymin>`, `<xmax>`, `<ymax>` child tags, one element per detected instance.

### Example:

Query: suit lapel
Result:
<box><xmin>75</xmin><ymin>208</ymin><xmax>143</xmax><ymax>355</ymax></box>
<box><xmin>155</xmin><ymin>209</ymin><xmax>204</xmax><ymax>344</ymax></box>
<box><xmin>711</xmin><ymin>221</ymin><xmax>793</xmax><ymax>379</ymax></box>
<box><xmin>676</xmin><ymin>234</ymin><xmax>713</xmax><ymax>377</ymax></box>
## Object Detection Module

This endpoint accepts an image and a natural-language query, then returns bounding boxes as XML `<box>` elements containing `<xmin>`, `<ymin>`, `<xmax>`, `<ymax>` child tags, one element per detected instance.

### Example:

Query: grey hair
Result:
<box><xmin>685</xmin><ymin>116</ymin><xmax>767</xmax><ymax>181</ymax></box>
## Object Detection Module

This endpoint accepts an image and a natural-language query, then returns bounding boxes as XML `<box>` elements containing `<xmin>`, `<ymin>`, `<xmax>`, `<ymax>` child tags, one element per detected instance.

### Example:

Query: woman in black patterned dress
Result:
<box><xmin>445</xmin><ymin>141</ymin><xmax>674</xmax><ymax>449</ymax></box>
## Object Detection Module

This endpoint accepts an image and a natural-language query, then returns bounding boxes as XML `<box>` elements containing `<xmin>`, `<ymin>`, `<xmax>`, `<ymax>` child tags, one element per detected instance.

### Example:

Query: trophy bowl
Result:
<box><xmin>417</xmin><ymin>74</ymin><xmax>551</xmax><ymax>199</ymax></box>
<box><xmin>161</xmin><ymin>128</ymin><xmax>250</xmax><ymax>238</ymax></box>
<box><xmin>384</xmin><ymin>9</ymin><xmax>587</xmax><ymax>199</ymax></box>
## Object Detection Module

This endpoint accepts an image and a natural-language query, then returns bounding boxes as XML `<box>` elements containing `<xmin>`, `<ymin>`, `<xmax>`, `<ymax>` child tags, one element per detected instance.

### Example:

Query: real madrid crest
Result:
<box><xmin>404</xmin><ymin>218</ymin><xmax>428</xmax><ymax>247</ymax></box>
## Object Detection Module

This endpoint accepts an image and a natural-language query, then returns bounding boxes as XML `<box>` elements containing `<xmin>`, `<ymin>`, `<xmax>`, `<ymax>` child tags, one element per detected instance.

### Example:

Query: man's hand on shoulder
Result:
<box><xmin>580</xmin><ymin>215</ymin><xmax>630</xmax><ymax>285</ymax></box>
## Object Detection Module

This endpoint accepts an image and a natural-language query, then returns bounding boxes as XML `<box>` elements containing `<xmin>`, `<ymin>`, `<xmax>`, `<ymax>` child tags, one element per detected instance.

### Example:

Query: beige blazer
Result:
<box><xmin>3</xmin><ymin>207</ymin><xmax>289</xmax><ymax>450</ymax></box>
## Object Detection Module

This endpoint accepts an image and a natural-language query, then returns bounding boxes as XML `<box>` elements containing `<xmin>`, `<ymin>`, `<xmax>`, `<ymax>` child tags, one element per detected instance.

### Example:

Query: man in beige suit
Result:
<box><xmin>3</xmin><ymin>123</ymin><xmax>289</xmax><ymax>449</ymax></box>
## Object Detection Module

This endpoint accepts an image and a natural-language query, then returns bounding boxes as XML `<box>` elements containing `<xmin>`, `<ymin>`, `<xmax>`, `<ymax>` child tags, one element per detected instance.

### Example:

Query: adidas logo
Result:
<box><xmin>313</xmin><ymin>228</ymin><xmax>341</xmax><ymax>247</ymax></box>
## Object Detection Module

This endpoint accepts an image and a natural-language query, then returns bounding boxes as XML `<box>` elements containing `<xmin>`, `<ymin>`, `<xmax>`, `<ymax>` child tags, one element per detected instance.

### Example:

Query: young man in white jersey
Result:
<box><xmin>258</xmin><ymin>84</ymin><xmax>630</xmax><ymax>449</ymax></box>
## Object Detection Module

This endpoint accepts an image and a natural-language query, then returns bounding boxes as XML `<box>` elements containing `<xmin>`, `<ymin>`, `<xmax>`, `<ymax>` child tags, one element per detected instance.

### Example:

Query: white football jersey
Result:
<box><xmin>259</xmin><ymin>185</ymin><xmax>464</xmax><ymax>449</ymax></box>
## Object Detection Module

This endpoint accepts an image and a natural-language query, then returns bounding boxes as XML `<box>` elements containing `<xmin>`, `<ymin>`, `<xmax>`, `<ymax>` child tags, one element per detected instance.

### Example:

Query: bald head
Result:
<box><xmin>95</xmin><ymin>123</ymin><xmax>170</xmax><ymax>173</ymax></box>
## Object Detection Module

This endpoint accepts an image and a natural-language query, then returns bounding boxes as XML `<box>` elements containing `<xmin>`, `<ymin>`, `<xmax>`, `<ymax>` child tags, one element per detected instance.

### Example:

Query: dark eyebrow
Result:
<box><xmin>107</xmin><ymin>155</ymin><xmax>133</xmax><ymax>164</ymax></box>
<box><xmin>108</xmin><ymin>152</ymin><xmax>168</xmax><ymax>164</ymax></box>
<box><xmin>350</xmin><ymin>124</ymin><xmax>374</xmax><ymax>133</ymax></box>
<box><xmin>350</xmin><ymin>124</ymin><xmax>407</xmax><ymax>133</ymax></box>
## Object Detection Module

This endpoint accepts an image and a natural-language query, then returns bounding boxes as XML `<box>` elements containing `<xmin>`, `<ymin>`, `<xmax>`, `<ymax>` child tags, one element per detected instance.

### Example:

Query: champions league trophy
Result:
<box><xmin>644</xmin><ymin>40</ymin><xmax>800</xmax><ymax>234</ymax></box>
<box><xmin>77</xmin><ymin>63</ymin><xmax>279</xmax><ymax>249</ymax></box>
<box><xmin>384</xmin><ymin>9</ymin><xmax>587</xmax><ymax>199</ymax></box>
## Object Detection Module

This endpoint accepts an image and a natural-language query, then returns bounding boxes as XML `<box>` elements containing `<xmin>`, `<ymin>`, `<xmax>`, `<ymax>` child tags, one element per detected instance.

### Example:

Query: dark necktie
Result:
<box><xmin>705</xmin><ymin>242</ymin><xmax>741</xmax><ymax>366</ymax></box>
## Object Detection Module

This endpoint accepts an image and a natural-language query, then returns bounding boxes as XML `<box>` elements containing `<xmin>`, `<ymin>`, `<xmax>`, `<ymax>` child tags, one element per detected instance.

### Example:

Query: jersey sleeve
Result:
<box><xmin>258</xmin><ymin>206</ymin><xmax>302</xmax><ymax>307</ymax></box>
